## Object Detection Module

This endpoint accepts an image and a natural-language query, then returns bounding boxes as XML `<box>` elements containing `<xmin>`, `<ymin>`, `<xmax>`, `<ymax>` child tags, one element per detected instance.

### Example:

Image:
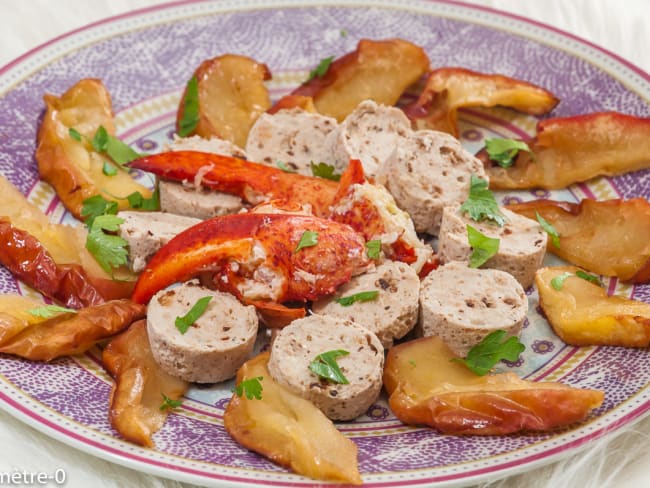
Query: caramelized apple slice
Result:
<box><xmin>35</xmin><ymin>79</ymin><xmax>152</xmax><ymax>219</ymax></box>
<box><xmin>103</xmin><ymin>320</ymin><xmax>188</xmax><ymax>447</ymax></box>
<box><xmin>267</xmin><ymin>95</ymin><xmax>317</xmax><ymax>114</ymax></box>
<box><xmin>383</xmin><ymin>336</ymin><xmax>604</xmax><ymax>435</ymax></box>
<box><xmin>507</xmin><ymin>198</ymin><xmax>650</xmax><ymax>283</ymax></box>
<box><xmin>404</xmin><ymin>67</ymin><xmax>558</xmax><ymax>136</ymax></box>
<box><xmin>224</xmin><ymin>352</ymin><xmax>362</xmax><ymax>485</ymax></box>
<box><xmin>0</xmin><ymin>295</ymin><xmax>50</xmax><ymax>344</ymax></box>
<box><xmin>288</xmin><ymin>39</ymin><xmax>430</xmax><ymax>122</ymax></box>
<box><xmin>481</xmin><ymin>112</ymin><xmax>650</xmax><ymax>190</ymax></box>
<box><xmin>177</xmin><ymin>54</ymin><xmax>271</xmax><ymax>148</ymax></box>
<box><xmin>536</xmin><ymin>266</ymin><xmax>650</xmax><ymax>347</ymax></box>
<box><xmin>0</xmin><ymin>299</ymin><xmax>145</xmax><ymax>361</ymax></box>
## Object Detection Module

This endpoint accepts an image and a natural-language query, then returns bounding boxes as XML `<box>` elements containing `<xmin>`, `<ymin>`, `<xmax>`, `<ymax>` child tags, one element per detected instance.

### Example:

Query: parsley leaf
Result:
<box><xmin>309</xmin><ymin>350</ymin><xmax>350</xmax><ymax>384</ymax></box>
<box><xmin>365</xmin><ymin>239</ymin><xmax>381</xmax><ymax>259</ymax></box>
<box><xmin>467</xmin><ymin>225</ymin><xmax>500</xmax><ymax>268</ymax></box>
<box><xmin>575</xmin><ymin>270</ymin><xmax>601</xmax><ymax>286</ymax></box>
<box><xmin>335</xmin><ymin>290</ymin><xmax>379</xmax><ymax>307</ymax></box>
<box><xmin>307</xmin><ymin>56</ymin><xmax>334</xmax><ymax>81</ymax></box>
<box><xmin>552</xmin><ymin>270</ymin><xmax>601</xmax><ymax>291</ymax></box>
<box><xmin>27</xmin><ymin>305</ymin><xmax>76</xmax><ymax>318</ymax></box>
<box><xmin>310</xmin><ymin>162</ymin><xmax>341</xmax><ymax>181</ymax></box>
<box><xmin>80</xmin><ymin>195</ymin><xmax>118</xmax><ymax>228</ymax></box>
<box><xmin>551</xmin><ymin>272</ymin><xmax>572</xmax><ymax>290</ymax></box>
<box><xmin>233</xmin><ymin>376</ymin><xmax>264</xmax><ymax>400</ymax></box>
<box><xmin>276</xmin><ymin>160</ymin><xmax>297</xmax><ymax>173</ymax></box>
<box><xmin>295</xmin><ymin>230</ymin><xmax>319</xmax><ymax>252</ymax></box>
<box><xmin>91</xmin><ymin>125</ymin><xmax>141</xmax><ymax>165</ymax></box>
<box><xmin>91</xmin><ymin>126</ymin><xmax>109</xmax><ymax>152</ymax></box>
<box><xmin>68</xmin><ymin>127</ymin><xmax>83</xmax><ymax>142</ymax></box>
<box><xmin>86</xmin><ymin>215</ymin><xmax>128</xmax><ymax>274</ymax></box>
<box><xmin>175</xmin><ymin>296</ymin><xmax>213</xmax><ymax>334</ymax></box>
<box><xmin>178</xmin><ymin>76</ymin><xmax>200</xmax><ymax>137</ymax></box>
<box><xmin>485</xmin><ymin>138</ymin><xmax>532</xmax><ymax>168</ymax></box>
<box><xmin>536</xmin><ymin>212</ymin><xmax>560</xmax><ymax>248</ymax></box>
<box><xmin>159</xmin><ymin>393</ymin><xmax>183</xmax><ymax>411</ymax></box>
<box><xmin>103</xmin><ymin>161</ymin><xmax>118</xmax><ymax>176</ymax></box>
<box><xmin>127</xmin><ymin>188</ymin><xmax>160</xmax><ymax>211</ymax></box>
<box><xmin>459</xmin><ymin>174</ymin><xmax>506</xmax><ymax>226</ymax></box>
<box><xmin>453</xmin><ymin>330</ymin><xmax>525</xmax><ymax>376</ymax></box>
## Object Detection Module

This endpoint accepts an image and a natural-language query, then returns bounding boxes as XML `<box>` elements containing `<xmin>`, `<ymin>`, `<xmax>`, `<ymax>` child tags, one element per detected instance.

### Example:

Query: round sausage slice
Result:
<box><xmin>268</xmin><ymin>315</ymin><xmax>384</xmax><ymax>421</ymax></box>
<box><xmin>418</xmin><ymin>261</ymin><xmax>527</xmax><ymax>357</ymax></box>
<box><xmin>147</xmin><ymin>282</ymin><xmax>258</xmax><ymax>383</ymax></box>
<box><xmin>312</xmin><ymin>261</ymin><xmax>420</xmax><ymax>348</ymax></box>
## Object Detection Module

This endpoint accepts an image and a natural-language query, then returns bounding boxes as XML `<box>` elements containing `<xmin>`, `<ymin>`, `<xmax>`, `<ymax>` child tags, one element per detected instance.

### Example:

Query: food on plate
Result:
<box><xmin>536</xmin><ymin>266</ymin><xmax>650</xmax><ymax>346</ymax></box>
<box><xmin>130</xmin><ymin>213</ymin><xmax>371</xmax><ymax>309</ymax></box>
<box><xmin>325</xmin><ymin>100</ymin><xmax>411</xmax><ymax>176</ymax></box>
<box><xmin>480</xmin><ymin>112</ymin><xmax>650</xmax><ymax>190</ymax></box>
<box><xmin>438</xmin><ymin>205</ymin><xmax>546</xmax><ymax>288</ymax></box>
<box><xmin>403</xmin><ymin>67</ymin><xmax>559</xmax><ymax>137</ymax></box>
<box><xmin>383</xmin><ymin>336</ymin><xmax>604</xmax><ymax>435</ymax></box>
<box><xmin>176</xmin><ymin>54</ymin><xmax>271</xmax><ymax>148</ymax></box>
<box><xmin>117</xmin><ymin>211</ymin><xmax>200</xmax><ymax>273</ymax></box>
<box><xmin>267</xmin><ymin>94</ymin><xmax>317</xmax><ymax>114</ymax></box>
<box><xmin>0</xmin><ymin>295</ymin><xmax>52</xmax><ymax>343</ymax></box>
<box><xmin>284</xmin><ymin>38</ymin><xmax>430</xmax><ymax>122</ymax></box>
<box><xmin>35</xmin><ymin>79</ymin><xmax>152</xmax><ymax>220</ymax></box>
<box><xmin>0</xmin><ymin>298</ymin><xmax>145</xmax><ymax>361</ymax></box>
<box><xmin>507</xmin><ymin>198</ymin><xmax>650</xmax><ymax>283</ymax></box>
<box><xmin>147</xmin><ymin>282</ymin><xmax>258</xmax><ymax>383</ymax></box>
<box><xmin>312</xmin><ymin>261</ymin><xmax>420</xmax><ymax>348</ymax></box>
<box><xmin>417</xmin><ymin>261</ymin><xmax>527</xmax><ymax>357</ymax></box>
<box><xmin>224</xmin><ymin>352</ymin><xmax>362</xmax><ymax>485</ymax></box>
<box><xmin>267</xmin><ymin>315</ymin><xmax>384</xmax><ymax>420</ymax></box>
<box><xmin>376</xmin><ymin>129</ymin><xmax>487</xmax><ymax>235</ymax></box>
<box><xmin>246</xmin><ymin>108</ymin><xmax>338</xmax><ymax>174</ymax></box>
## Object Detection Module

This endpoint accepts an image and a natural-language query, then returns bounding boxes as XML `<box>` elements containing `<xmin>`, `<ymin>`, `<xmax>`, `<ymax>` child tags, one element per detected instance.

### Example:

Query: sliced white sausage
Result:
<box><xmin>267</xmin><ymin>315</ymin><xmax>384</xmax><ymax>421</ymax></box>
<box><xmin>376</xmin><ymin>130</ymin><xmax>487</xmax><ymax>236</ymax></box>
<box><xmin>312</xmin><ymin>261</ymin><xmax>420</xmax><ymax>348</ymax></box>
<box><xmin>325</xmin><ymin>100</ymin><xmax>411</xmax><ymax>177</ymax></box>
<box><xmin>117</xmin><ymin>211</ymin><xmax>200</xmax><ymax>273</ymax></box>
<box><xmin>147</xmin><ymin>282</ymin><xmax>258</xmax><ymax>383</ymax></box>
<box><xmin>165</xmin><ymin>134</ymin><xmax>247</xmax><ymax>158</ymax></box>
<box><xmin>438</xmin><ymin>205</ymin><xmax>546</xmax><ymax>289</ymax></box>
<box><xmin>418</xmin><ymin>261</ymin><xmax>527</xmax><ymax>357</ymax></box>
<box><xmin>245</xmin><ymin>108</ymin><xmax>338</xmax><ymax>175</ymax></box>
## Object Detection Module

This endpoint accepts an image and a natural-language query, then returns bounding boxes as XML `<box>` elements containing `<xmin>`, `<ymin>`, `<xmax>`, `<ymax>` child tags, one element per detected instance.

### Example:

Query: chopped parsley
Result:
<box><xmin>175</xmin><ymin>296</ymin><xmax>213</xmax><ymax>334</ymax></box>
<box><xmin>536</xmin><ymin>212</ymin><xmax>560</xmax><ymax>248</ymax></box>
<box><xmin>485</xmin><ymin>138</ymin><xmax>532</xmax><ymax>168</ymax></box>
<box><xmin>27</xmin><ymin>305</ymin><xmax>76</xmax><ymax>318</ymax></box>
<box><xmin>408</xmin><ymin>360</ymin><xmax>417</xmax><ymax>368</ymax></box>
<box><xmin>102</xmin><ymin>161</ymin><xmax>118</xmax><ymax>176</ymax></box>
<box><xmin>335</xmin><ymin>290</ymin><xmax>379</xmax><ymax>307</ymax></box>
<box><xmin>85</xmin><ymin>214</ymin><xmax>129</xmax><ymax>274</ymax></box>
<box><xmin>68</xmin><ymin>127</ymin><xmax>83</xmax><ymax>142</ymax></box>
<box><xmin>310</xmin><ymin>162</ymin><xmax>341</xmax><ymax>181</ymax></box>
<box><xmin>307</xmin><ymin>56</ymin><xmax>334</xmax><ymax>81</ymax></box>
<box><xmin>551</xmin><ymin>270</ymin><xmax>601</xmax><ymax>291</ymax></box>
<box><xmin>80</xmin><ymin>194</ymin><xmax>118</xmax><ymax>227</ymax></box>
<box><xmin>309</xmin><ymin>349</ymin><xmax>349</xmax><ymax>384</ymax></box>
<box><xmin>576</xmin><ymin>270</ymin><xmax>601</xmax><ymax>286</ymax></box>
<box><xmin>452</xmin><ymin>330</ymin><xmax>525</xmax><ymax>376</ymax></box>
<box><xmin>233</xmin><ymin>376</ymin><xmax>264</xmax><ymax>400</ymax></box>
<box><xmin>91</xmin><ymin>125</ymin><xmax>141</xmax><ymax>165</ymax></box>
<box><xmin>295</xmin><ymin>230</ymin><xmax>319</xmax><ymax>252</ymax></box>
<box><xmin>127</xmin><ymin>188</ymin><xmax>160</xmax><ymax>211</ymax></box>
<box><xmin>276</xmin><ymin>160</ymin><xmax>297</xmax><ymax>173</ymax></box>
<box><xmin>177</xmin><ymin>76</ymin><xmax>200</xmax><ymax>137</ymax></box>
<box><xmin>467</xmin><ymin>225</ymin><xmax>500</xmax><ymax>268</ymax></box>
<box><xmin>459</xmin><ymin>174</ymin><xmax>506</xmax><ymax>226</ymax></box>
<box><xmin>159</xmin><ymin>393</ymin><xmax>183</xmax><ymax>411</ymax></box>
<box><xmin>365</xmin><ymin>239</ymin><xmax>381</xmax><ymax>259</ymax></box>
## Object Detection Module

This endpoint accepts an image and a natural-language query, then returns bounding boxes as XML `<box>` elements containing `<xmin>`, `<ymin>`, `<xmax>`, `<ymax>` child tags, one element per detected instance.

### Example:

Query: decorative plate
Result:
<box><xmin>1</xmin><ymin>1</ymin><xmax>649</xmax><ymax>486</ymax></box>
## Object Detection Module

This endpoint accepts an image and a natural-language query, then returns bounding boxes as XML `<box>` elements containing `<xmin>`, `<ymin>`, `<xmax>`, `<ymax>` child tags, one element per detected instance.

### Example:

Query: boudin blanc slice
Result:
<box><xmin>312</xmin><ymin>261</ymin><xmax>420</xmax><ymax>348</ymax></box>
<box><xmin>325</xmin><ymin>100</ymin><xmax>411</xmax><ymax>177</ymax></box>
<box><xmin>245</xmin><ymin>108</ymin><xmax>338</xmax><ymax>175</ymax></box>
<box><xmin>376</xmin><ymin>130</ymin><xmax>487</xmax><ymax>236</ymax></box>
<box><xmin>268</xmin><ymin>315</ymin><xmax>384</xmax><ymax>421</ymax></box>
<box><xmin>159</xmin><ymin>135</ymin><xmax>246</xmax><ymax>218</ymax></box>
<box><xmin>117</xmin><ymin>211</ymin><xmax>201</xmax><ymax>273</ymax></box>
<box><xmin>147</xmin><ymin>282</ymin><xmax>258</xmax><ymax>383</ymax></box>
<box><xmin>438</xmin><ymin>205</ymin><xmax>546</xmax><ymax>289</ymax></box>
<box><xmin>418</xmin><ymin>261</ymin><xmax>527</xmax><ymax>357</ymax></box>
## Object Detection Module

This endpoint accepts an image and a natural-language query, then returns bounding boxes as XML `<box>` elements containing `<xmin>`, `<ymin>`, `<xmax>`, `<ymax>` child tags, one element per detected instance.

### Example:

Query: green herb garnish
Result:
<box><xmin>307</xmin><ymin>56</ymin><xmax>334</xmax><ymax>81</ymax></box>
<box><xmin>459</xmin><ymin>174</ymin><xmax>506</xmax><ymax>226</ymax></box>
<box><xmin>485</xmin><ymin>138</ymin><xmax>532</xmax><ymax>168</ymax></box>
<box><xmin>80</xmin><ymin>195</ymin><xmax>119</xmax><ymax>227</ymax></box>
<box><xmin>365</xmin><ymin>239</ymin><xmax>381</xmax><ymax>259</ymax></box>
<box><xmin>127</xmin><ymin>188</ymin><xmax>160</xmax><ymax>211</ymax></box>
<box><xmin>309</xmin><ymin>350</ymin><xmax>350</xmax><ymax>384</ymax></box>
<box><xmin>467</xmin><ymin>225</ymin><xmax>500</xmax><ymax>268</ymax></box>
<box><xmin>233</xmin><ymin>376</ymin><xmax>264</xmax><ymax>400</ymax></box>
<box><xmin>536</xmin><ymin>211</ymin><xmax>560</xmax><ymax>248</ymax></box>
<box><xmin>175</xmin><ymin>296</ymin><xmax>213</xmax><ymax>334</ymax></box>
<box><xmin>91</xmin><ymin>125</ymin><xmax>141</xmax><ymax>165</ymax></box>
<box><xmin>335</xmin><ymin>290</ymin><xmax>379</xmax><ymax>307</ymax></box>
<box><xmin>295</xmin><ymin>230</ymin><xmax>319</xmax><ymax>252</ymax></box>
<box><xmin>310</xmin><ymin>162</ymin><xmax>341</xmax><ymax>181</ymax></box>
<box><xmin>27</xmin><ymin>305</ymin><xmax>76</xmax><ymax>318</ymax></box>
<box><xmin>102</xmin><ymin>161</ymin><xmax>118</xmax><ymax>176</ymax></box>
<box><xmin>551</xmin><ymin>272</ymin><xmax>572</xmax><ymax>290</ymax></box>
<box><xmin>86</xmin><ymin>214</ymin><xmax>128</xmax><ymax>274</ymax></box>
<box><xmin>452</xmin><ymin>330</ymin><xmax>525</xmax><ymax>376</ymax></box>
<box><xmin>552</xmin><ymin>270</ymin><xmax>601</xmax><ymax>291</ymax></box>
<box><xmin>575</xmin><ymin>270</ymin><xmax>601</xmax><ymax>286</ymax></box>
<box><xmin>159</xmin><ymin>393</ymin><xmax>183</xmax><ymax>411</ymax></box>
<box><xmin>177</xmin><ymin>76</ymin><xmax>200</xmax><ymax>137</ymax></box>
<box><xmin>340</xmin><ymin>29</ymin><xmax>348</xmax><ymax>37</ymax></box>
<box><xmin>276</xmin><ymin>160</ymin><xmax>297</xmax><ymax>173</ymax></box>
<box><xmin>68</xmin><ymin>127</ymin><xmax>83</xmax><ymax>142</ymax></box>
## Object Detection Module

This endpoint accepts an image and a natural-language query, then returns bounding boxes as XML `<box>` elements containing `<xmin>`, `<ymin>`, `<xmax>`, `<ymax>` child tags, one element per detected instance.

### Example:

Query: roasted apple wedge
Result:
<box><xmin>536</xmin><ymin>266</ymin><xmax>650</xmax><ymax>347</ymax></box>
<box><xmin>383</xmin><ymin>336</ymin><xmax>604</xmax><ymax>435</ymax></box>
<box><xmin>404</xmin><ymin>67</ymin><xmax>558</xmax><ymax>136</ymax></box>
<box><xmin>287</xmin><ymin>39</ymin><xmax>430</xmax><ymax>122</ymax></box>
<box><xmin>103</xmin><ymin>320</ymin><xmax>188</xmax><ymax>447</ymax></box>
<box><xmin>480</xmin><ymin>112</ymin><xmax>650</xmax><ymax>190</ymax></box>
<box><xmin>224</xmin><ymin>352</ymin><xmax>362</xmax><ymax>485</ymax></box>
<box><xmin>35</xmin><ymin>79</ymin><xmax>152</xmax><ymax>220</ymax></box>
<box><xmin>507</xmin><ymin>198</ymin><xmax>650</xmax><ymax>283</ymax></box>
<box><xmin>176</xmin><ymin>54</ymin><xmax>271</xmax><ymax>148</ymax></box>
